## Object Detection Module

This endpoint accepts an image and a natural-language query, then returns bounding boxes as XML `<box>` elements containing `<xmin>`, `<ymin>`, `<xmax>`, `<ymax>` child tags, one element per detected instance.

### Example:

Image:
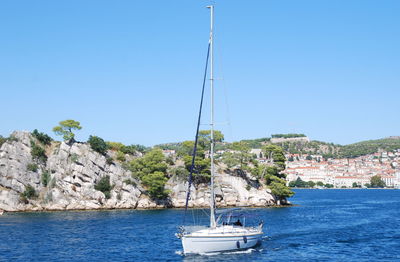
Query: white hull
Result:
<box><xmin>180</xmin><ymin>225</ymin><xmax>263</xmax><ymax>254</ymax></box>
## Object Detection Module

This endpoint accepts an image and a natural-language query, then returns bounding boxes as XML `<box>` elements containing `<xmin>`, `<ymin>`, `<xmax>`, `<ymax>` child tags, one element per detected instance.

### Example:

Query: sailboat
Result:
<box><xmin>176</xmin><ymin>5</ymin><xmax>263</xmax><ymax>255</ymax></box>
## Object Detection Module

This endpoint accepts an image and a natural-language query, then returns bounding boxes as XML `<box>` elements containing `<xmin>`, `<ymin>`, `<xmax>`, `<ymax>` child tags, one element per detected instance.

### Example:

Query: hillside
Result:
<box><xmin>271</xmin><ymin>136</ymin><xmax>400</xmax><ymax>159</ymax></box>
<box><xmin>157</xmin><ymin>134</ymin><xmax>400</xmax><ymax>159</ymax></box>
<box><xmin>338</xmin><ymin>137</ymin><xmax>400</xmax><ymax>158</ymax></box>
<box><xmin>234</xmin><ymin>135</ymin><xmax>400</xmax><ymax>159</ymax></box>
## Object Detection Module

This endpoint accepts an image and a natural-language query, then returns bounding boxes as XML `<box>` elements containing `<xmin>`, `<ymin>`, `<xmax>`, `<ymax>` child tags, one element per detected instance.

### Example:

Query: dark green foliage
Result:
<box><xmin>166</xmin><ymin>156</ymin><xmax>174</xmax><ymax>165</ymax></box>
<box><xmin>121</xmin><ymin>144</ymin><xmax>149</xmax><ymax>154</ymax></box>
<box><xmin>0</xmin><ymin>135</ymin><xmax>6</xmax><ymax>148</ymax></box>
<box><xmin>271</xmin><ymin>134</ymin><xmax>306</xmax><ymax>138</ymax></box>
<box><xmin>21</xmin><ymin>185</ymin><xmax>37</xmax><ymax>200</ymax></box>
<box><xmin>370</xmin><ymin>175</ymin><xmax>386</xmax><ymax>188</ymax></box>
<box><xmin>339</xmin><ymin>138</ymin><xmax>400</xmax><ymax>158</ymax></box>
<box><xmin>41</xmin><ymin>171</ymin><xmax>51</xmax><ymax>186</ymax></box>
<box><xmin>106</xmin><ymin>142</ymin><xmax>125</xmax><ymax>151</ymax></box>
<box><xmin>141</xmin><ymin>172</ymin><xmax>169</xmax><ymax>199</ymax></box>
<box><xmin>7</xmin><ymin>136</ymin><xmax>18</xmax><ymax>142</ymax></box>
<box><xmin>263</xmin><ymin>144</ymin><xmax>286</xmax><ymax>170</ymax></box>
<box><xmin>128</xmin><ymin>149</ymin><xmax>170</xmax><ymax>199</ymax></box>
<box><xmin>183</xmin><ymin>155</ymin><xmax>211</xmax><ymax>184</ymax></box>
<box><xmin>289</xmin><ymin>177</ymin><xmax>309</xmax><ymax>188</ymax></box>
<box><xmin>88</xmin><ymin>135</ymin><xmax>109</xmax><ymax>155</ymax></box>
<box><xmin>129</xmin><ymin>149</ymin><xmax>167</xmax><ymax>179</ymax></box>
<box><xmin>259</xmin><ymin>145</ymin><xmax>293</xmax><ymax>200</ymax></box>
<box><xmin>154</xmin><ymin>142</ymin><xmax>181</xmax><ymax>151</ymax></box>
<box><xmin>239</xmin><ymin>137</ymin><xmax>270</xmax><ymax>149</ymax></box>
<box><xmin>106</xmin><ymin>157</ymin><xmax>114</xmax><ymax>165</ymax></box>
<box><xmin>30</xmin><ymin>141</ymin><xmax>47</xmax><ymax>163</ymax></box>
<box><xmin>94</xmin><ymin>175</ymin><xmax>113</xmax><ymax>199</ymax></box>
<box><xmin>177</xmin><ymin>141</ymin><xmax>196</xmax><ymax>157</ymax></box>
<box><xmin>27</xmin><ymin>163</ymin><xmax>38</xmax><ymax>172</ymax></box>
<box><xmin>116</xmin><ymin>151</ymin><xmax>126</xmax><ymax>162</ymax></box>
<box><xmin>32</xmin><ymin>129</ymin><xmax>52</xmax><ymax>145</ymax></box>
<box><xmin>198</xmin><ymin>130</ymin><xmax>224</xmax><ymax>150</ymax></box>
<box><xmin>352</xmin><ymin>182</ymin><xmax>359</xmax><ymax>188</ymax></box>
<box><xmin>306</xmin><ymin>155</ymin><xmax>312</xmax><ymax>160</ymax></box>
<box><xmin>169</xmin><ymin>166</ymin><xmax>189</xmax><ymax>180</ymax></box>
<box><xmin>269</xmin><ymin>182</ymin><xmax>295</xmax><ymax>200</ymax></box>
<box><xmin>221</xmin><ymin>152</ymin><xmax>240</xmax><ymax>168</ymax></box>
<box><xmin>316</xmin><ymin>181</ymin><xmax>324</xmax><ymax>187</ymax></box>
<box><xmin>325</xmin><ymin>183</ymin><xmax>334</xmax><ymax>188</ymax></box>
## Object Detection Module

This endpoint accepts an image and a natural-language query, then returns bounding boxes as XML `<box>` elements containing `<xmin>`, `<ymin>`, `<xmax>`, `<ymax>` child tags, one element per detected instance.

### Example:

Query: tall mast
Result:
<box><xmin>207</xmin><ymin>4</ymin><xmax>216</xmax><ymax>228</ymax></box>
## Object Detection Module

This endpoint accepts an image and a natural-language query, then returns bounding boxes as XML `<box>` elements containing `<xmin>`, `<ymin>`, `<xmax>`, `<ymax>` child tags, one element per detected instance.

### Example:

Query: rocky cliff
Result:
<box><xmin>0</xmin><ymin>131</ymin><xmax>276</xmax><ymax>212</ymax></box>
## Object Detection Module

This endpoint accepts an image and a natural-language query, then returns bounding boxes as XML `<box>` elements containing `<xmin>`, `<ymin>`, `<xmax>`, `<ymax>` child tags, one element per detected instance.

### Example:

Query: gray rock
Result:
<box><xmin>0</xmin><ymin>131</ymin><xmax>277</xmax><ymax>212</ymax></box>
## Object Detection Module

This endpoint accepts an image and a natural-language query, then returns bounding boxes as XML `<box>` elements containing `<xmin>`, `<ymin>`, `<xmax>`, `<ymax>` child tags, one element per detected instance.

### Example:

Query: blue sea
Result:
<box><xmin>1</xmin><ymin>189</ymin><xmax>400</xmax><ymax>261</ymax></box>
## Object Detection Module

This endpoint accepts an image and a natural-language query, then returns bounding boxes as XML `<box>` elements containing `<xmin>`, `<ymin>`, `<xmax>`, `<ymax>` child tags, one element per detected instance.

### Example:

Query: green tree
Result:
<box><xmin>221</xmin><ymin>152</ymin><xmax>240</xmax><ymax>168</ymax></box>
<box><xmin>230</xmin><ymin>141</ymin><xmax>251</xmax><ymax>169</ymax></box>
<box><xmin>176</xmin><ymin>141</ymin><xmax>196</xmax><ymax>157</ymax></box>
<box><xmin>88</xmin><ymin>135</ymin><xmax>109</xmax><ymax>155</ymax></box>
<box><xmin>290</xmin><ymin>177</ymin><xmax>308</xmax><ymax>188</ymax></box>
<box><xmin>183</xmin><ymin>155</ymin><xmax>211</xmax><ymax>184</ymax></box>
<box><xmin>30</xmin><ymin>141</ymin><xmax>47</xmax><ymax>163</ymax></box>
<box><xmin>94</xmin><ymin>175</ymin><xmax>113</xmax><ymax>199</ymax></box>
<box><xmin>269</xmin><ymin>182</ymin><xmax>295</xmax><ymax>202</ymax></box>
<box><xmin>107</xmin><ymin>141</ymin><xmax>125</xmax><ymax>151</ymax></box>
<box><xmin>259</xmin><ymin>145</ymin><xmax>294</xmax><ymax>202</ymax></box>
<box><xmin>316</xmin><ymin>181</ymin><xmax>324</xmax><ymax>187</ymax></box>
<box><xmin>352</xmin><ymin>182</ymin><xmax>359</xmax><ymax>188</ymax></box>
<box><xmin>370</xmin><ymin>175</ymin><xmax>386</xmax><ymax>188</ymax></box>
<box><xmin>308</xmin><ymin>181</ymin><xmax>316</xmax><ymax>188</ymax></box>
<box><xmin>169</xmin><ymin>166</ymin><xmax>189</xmax><ymax>180</ymax></box>
<box><xmin>53</xmin><ymin>119</ymin><xmax>82</xmax><ymax>141</ymax></box>
<box><xmin>129</xmin><ymin>149</ymin><xmax>167</xmax><ymax>179</ymax></box>
<box><xmin>32</xmin><ymin>129</ymin><xmax>52</xmax><ymax>145</ymax></box>
<box><xmin>262</xmin><ymin>144</ymin><xmax>286</xmax><ymax>170</ymax></box>
<box><xmin>141</xmin><ymin>171</ymin><xmax>169</xmax><ymax>199</ymax></box>
<box><xmin>198</xmin><ymin>130</ymin><xmax>224</xmax><ymax>150</ymax></box>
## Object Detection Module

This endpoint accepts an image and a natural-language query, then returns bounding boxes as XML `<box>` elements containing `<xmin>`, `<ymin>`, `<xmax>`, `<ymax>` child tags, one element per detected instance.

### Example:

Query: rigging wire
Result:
<box><xmin>183</xmin><ymin>41</ymin><xmax>211</xmax><ymax>225</ymax></box>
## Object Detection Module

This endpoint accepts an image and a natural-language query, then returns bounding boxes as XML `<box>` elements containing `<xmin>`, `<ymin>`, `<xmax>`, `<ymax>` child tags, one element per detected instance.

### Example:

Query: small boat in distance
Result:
<box><xmin>176</xmin><ymin>5</ymin><xmax>263</xmax><ymax>255</ymax></box>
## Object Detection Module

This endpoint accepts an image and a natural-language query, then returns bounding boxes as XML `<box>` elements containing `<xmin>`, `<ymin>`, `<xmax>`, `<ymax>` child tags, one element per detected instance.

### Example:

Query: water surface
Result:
<box><xmin>1</xmin><ymin>189</ymin><xmax>399</xmax><ymax>261</ymax></box>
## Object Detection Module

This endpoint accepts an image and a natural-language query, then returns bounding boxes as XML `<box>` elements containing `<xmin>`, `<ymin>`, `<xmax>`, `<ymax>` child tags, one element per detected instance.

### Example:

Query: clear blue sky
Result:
<box><xmin>0</xmin><ymin>0</ymin><xmax>399</xmax><ymax>146</ymax></box>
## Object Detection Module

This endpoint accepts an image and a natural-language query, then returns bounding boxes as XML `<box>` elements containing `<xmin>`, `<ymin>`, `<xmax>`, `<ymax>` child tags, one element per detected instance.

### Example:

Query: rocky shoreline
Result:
<box><xmin>0</xmin><ymin>131</ymin><xmax>279</xmax><ymax>212</ymax></box>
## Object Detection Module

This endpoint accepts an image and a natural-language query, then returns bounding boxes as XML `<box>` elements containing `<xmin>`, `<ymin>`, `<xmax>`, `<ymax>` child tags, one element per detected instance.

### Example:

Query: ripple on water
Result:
<box><xmin>0</xmin><ymin>190</ymin><xmax>400</xmax><ymax>262</ymax></box>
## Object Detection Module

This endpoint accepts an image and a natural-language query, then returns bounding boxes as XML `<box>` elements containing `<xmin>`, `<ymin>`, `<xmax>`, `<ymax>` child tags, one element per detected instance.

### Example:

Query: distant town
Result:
<box><xmin>161</xmin><ymin>133</ymin><xmax>400</xmax><ymax>189</ymax></box>
<box><xmin>255</xmin><ymin>135</ymin><xmax>400</xmax><ymax>188</ymax></box>
<box><xmin>284</xmin><ymin>151</ymin><xmax>400</xmax><ymax>188</ymax></box>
